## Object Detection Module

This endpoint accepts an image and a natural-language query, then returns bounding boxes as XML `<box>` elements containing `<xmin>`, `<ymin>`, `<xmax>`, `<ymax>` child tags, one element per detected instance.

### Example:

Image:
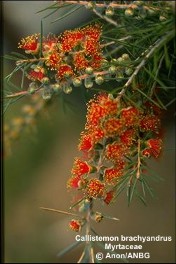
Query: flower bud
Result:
<box><xmin>69</xmin><ymin>219</ymin><xmax>82</xmax><ymax>232</ymax></box>
<box><xmin>50</xmin><ymin>83</ymin><xmax>62</xmax><ymax>93</ymax></box>
<box><xmin>91</xmin><ymin>212</ymin><xmax>104</xmax><ymax>223</ymax></box>
<box><xmin>95</xmin><ymin>75</ymin><xmax>104</xmax><ymax>85</ymax></box>
<box><xmin>41</xmin><ymin>77</ymin><xmax>50</xmax><ymax>84</ymax></box>
<box><xmin>85</xmin><ymin>66</ymin><xmax>93</xmax><ymax>75</ymax></box>
<box><xmin>86</xmin><ymin>2</ymin><xmax>95</xmax><ymax>10</ymax></box>
<box><xmin>84</xmin><ymin>77</ymin><xmax>93</xmax><ymax>89</ymax></box>
<box><xmin>108</xmin><ymin>65</ymin><xmax>117</xmax><ymax>75</ymax></box>
<box><xmin>28</xmin><ymin>82</ymin><xmax>38</xmax><ymax>94</ymax></box>
<box><xmin>72</xmin><ymin>78</ymin><xmax>82</xmax><ymax>87</ymax></box>
<box><xmin>125</xmin><ymin>8</ymin><xmax>134</xmax><ymax>16</ymax></box>
<box><xmin>105</xmin><ymin>6</ymin><xmax>114</xmax><ymax>17</ymax></box>
<box><xmin>159</xmin><ymin>15</ymin><xmax>167</xmax><ymax>21</ymax></box>
<box><xmin>41</xmin><ymin>85</ymin><xmax>52</xmax><ymax>100</ymax></box>
<box><xmin>62</xmin><ymin>83</ymin><xmax>73</xmax><ymax>94</ymax></box>
<box><xmin>122</xmin><ymin>53</ymin><xmax>130</xmax><ymax>61</ymax></box>
<box><xmin>78</xmin><ymin>199</ymin><xmax>91</xmax><ymax>212</ymax></box>
<box><xmin>125</xmin><ymin>67</ymin><xmax>133</xmax><ymax>76</ymax></box>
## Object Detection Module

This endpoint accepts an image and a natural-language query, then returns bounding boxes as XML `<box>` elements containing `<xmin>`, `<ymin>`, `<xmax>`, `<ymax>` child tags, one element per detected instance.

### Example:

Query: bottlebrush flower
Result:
<box><xmin>86</xmin><ymin>179</ymin><xmax>105</xmax><ymax>198</ymax></box>
<box><xmin>27</xmin><ymin>67</ymin><xmax>45</xmax><ymax>82</ymax></box>
<box><xmin>84</xmin><ymin>39</ymin><xmax>101</xmax><ymax>55</ymax></box>
<box><xmin>60</xmin><ymin>29</ymin><xmax>84</xmax><ymax>53</ymax></box>
<box><xmin>73</xmin><ymin>53</ymin><xmax>89</xmax><ymax>71</ymax></box>
<box><xmin>67</xmin><ymin>175</ymin><xmax>81</xmax><ymax>189</ymax></box>
<box><xmin>103</xmin><ymin>118</ymin><xmax>124</xmax><ymax>137</ymax></box>
<box><xmin>42</xmin><ymin>34</ymin><xmax>58</xmax><ymax>55</ymax></box>
<box><xmin>139</xmin><ymin>115</ymin><xmax>161</xmax><ymax>133</ymax></box>
<box><xmin>105</xmin><ymin>142</ymin><xmax>128</xmax><ymax>162</ymax></box>
<box><xmin>69</xmin><ymin>219</ymin><xmax>82</xmax><ymax>232</ymax></box>
<box><xmin>89</xmin><ymin>53</ymin><xmax>103</xmax><ymax>69</ymax></box>
<box><xmin>56</xmin><ymin>64</ymin><xmax>74</xmax><ymax>80</ymax></box>
<box><xmin>83</xmin><ymin>24</ymin><xmax>102</xmax><ymax>42</ymax></box>
<box><xmin>104</xmin><ymin>190</ymin><xmax>114</xmax><ymax>205</ymax></box>
<box><xmin>142</xmin><ymin>138</ymin><xmax>162</xmax><ymax>158</ymax></box>
<box><xmin>121</xmin><ymin>106</ymin><xmax>140</xmax><ymax>127</ymax></box>
<box><xmin>78</xmin><ymin>133</ymin><xmax>93</xmax><ymax>152</ymax></box>
<box><xmin>98</xmin><ymin>94</ymin><xmax>119</xmax><ymax>116</ymax></box>
<box><xmin>71</xmin><ymin>158</ymin><xmax>92</xmax><ymax>177</ymax></box>
<box><xmin>104</xmin><ymin>167</ymin><xmax>124</xmax><ymax>185</ymax></box>
<box><xmin>120</xmin><ymin>128</ymin><xmax>136</xmax><ymax>147</ymax></box>
<box><xmin>86</xmin><ymin>102</ymin><xmax>105</xmax><ymax>128</ymax></box>
<box><xmin>45</xmin><ymin>51</ymin><xmax>61</xmax><ymax>70</ymax></box>
<box><xmin>18</xmin><ymin>34</ymin><xmax>40</xmax><ymax>54</ymax></box>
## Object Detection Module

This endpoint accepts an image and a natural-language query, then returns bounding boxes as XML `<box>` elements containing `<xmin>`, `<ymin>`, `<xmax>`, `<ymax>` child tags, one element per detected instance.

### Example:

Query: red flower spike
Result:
<box><xmin>45</xmin><ymin>51</ymin><xmax>61</xmax><ymax>70</ymax></box>
<box><xmin>105</xmin><ymin>142</ymin><xmax>128</xmax><ymax>162</ymax></box>
<box><xmin>42</xmin><ymin>34</ymin><xmax>58</xmax><ymax>55</ymax></box>
<box><xmin>60</xmin><ymin>29</ymin><xmax>84</xmax><ymax>52</ymax></box>
<box><xmin>71</xmin><ymin>158</ymin><xmax>91</xmax><ymax>177</ymax></box>
<box><xmin>27</xmin><ymin>69</ymin><xmax>45</xmax><ymax>82</ymax></box>
<box><xmin>84</xmin><ymin>39</ymin><xmax>101</xmax><ymax>56</ymax></box>
<box><xmin>67</xmin><ymin>175</ymin><xmax>81</xmax><ymax>189</ymax></box>
<box><xmin>103</xmin><ymin>118</ymin><xmax>124</xmax><ymax>137</ymax></box>
<box><xmin>120</xmin><ymin>129</ymin><xmax>136</xmax><ymax>147</ymax></box>
<box><xmin>139</xmin><ymin>115</ymin><xmax>161</xmax><ymax>133</ymax></box>
<box><xmin>104</xmin><ymin>190</ymin><xmax>114</xmax><ymax>205</ymax></box>
<box><xmin>86</xmin><ymin>179</ymin><xmax>105</xmax><ymax>199</ymax></box>
<box><xmin>69</xmin><ymin>219</ymin><xmax>82</xmax><ymax>232</ymax></box>
<box><xmin>56</xmin><ymin>64</ymin><xmax>74</xmax><ymax>80</ymax></box>
<box><xmin>83</xmin><ymin>24</ymin><xmax>102</xmax><ymax>42</ymax></box>
<box><xmin>104</xmin><ymin>167</ymin><xmax>124</xmax><ymax>185</ymax></box>
<box><xmin>92</xmin><ymin>128</ymin><xmax>105</xmax><ymax>144</ymax></box>
<box><xmin>78</xmin><ymin>133</ymin><xmax>93</xmax><ymax>152</ymax></box>
<box><xmin>147</xmin><ymin>138</ymin><xmax>162</xmax><ymax>158</ymax></box>
<box><xmin>86</xmin><ymin>102</ymin><xmax>105</xmax><ymax>128</ymax></box>
<box><xmin>73</xmin><ymin>53</ymin><xmax>89</xmax><ymax>70</ymax></box>
<box><xmin>121</xmin><ymin>107</ymin><xmax>140</xmax><ymax>127</ymax></box>
<box><xmin>18</xmin><ymin>34</ymin><xmax>40</xmax><ymax>54</ymax></box>
<box><xmin>90</xmin><ymin>53</ymin><xmax>103</xmax><ymax>69</ymax></box>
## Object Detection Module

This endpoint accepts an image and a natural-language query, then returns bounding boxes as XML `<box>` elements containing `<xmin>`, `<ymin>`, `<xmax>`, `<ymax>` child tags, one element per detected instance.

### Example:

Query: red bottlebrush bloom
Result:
<box><xmin>147</xmin><ymin>138</ymin><xmax>162</xmax><ymax>158</ymax></box>
<box><xmin>42</xmin><ymin>34</ymin><xmax>58</xmax><ymax>54</ymax></box>
<box><xmin>83</xmin><ymin>24</ymin><xmax>102</xmax><ymax>41</ymax></box>
<box><xmin>67</xmin><ymin>175</ymin><xmax>81</xmax><ymax>189</ymax></box>
<box><xmin>56</xmin><ymin>64</ymin><xmax>74</xmax><ymax>80</ymax></box>
<box><xmin>45</xmin><ymin>51</ymin><xmax>61</xmax><ymax>69</ymax></box>
<box><xmin>120</xmin><ymin>129</ymin><xmax>136</xmax><ymax>147</ymax></box>
<box><xmin>18</xmin><ymin>34</ymin><xmax>40</xmax><ymax>54</ymax></box>
<box><xmin>86</xmin><ymin>102</ymin><xmax>105</xmax><ymax>128</ymax></box>
<box><xmin>69</xmin><ymin>219</ymin><xmax>82</xmax><ymax>232</ymax></box>
<box><xmin>104</xmin><ymin>167</ymin><xmax>124</xmax><ymax>185</ymax></box>
<box><xmin>27</xmin><ymin>68</ymin><xmax>45</xmax><ymax>82</ymax></box>
<box><xmin>78</xmin><ymin>133</ymin><xmax>93</xmax><ymax>152</ymax></box>
<box><xmin>139</xmin><ymin>115</ymin><xmax>161</xmax><ymax>133</ymax></box>
<box><xmin>103</xmin><ymin>118</ymin><xmax>124</xmax><ymax>137</ymax></box>
<box><xmin>144</xmin><ymin>101</ymin><xmax>162</xmax><ymax>116</ymax></box>
<box><xmin>104</xmin><ymin>190</ymin><xmax>114</xmax><ymax>205</ymax></box>
<box><xmin>71</xmin><ymin>158</ymin><xmax>91</xmax><ymax>177</ymax></box>
<box><xmin>73</xmin><ymin>53</ymin><xmax>89</xmax><ymax>70</ymax></box>
<box><xmin>60</xmin><ymin>29</ymin><xmax>84</xmax><ymax>52</ymax></box>
<box><xmin>92</xmin><ymin>128</ymin><xmax>105</xmax><ymax>144</ymax></box>
<box><xmin>84</xmin><ymin>39</ymin><xmax>101</xmax><ymax>56</ymax></box>
<box><xmin>86</xmin><ymin>179</ymin><xmax>105</xmax><ymax>199</ymax></box>
<box><xmin>98</xmin><ymin>94</ymin><xmax>119</xmax><ymax>116</ymax></box>
<box><xmin>121</xmin><ymin>107</ymin><xmax>140</xmax><ymax>127</ymax></box>
<box><xmin>90</xmin><ymin>53</ymin><xmax>103</xmax><ymax>69</ymax></box>
<box><xmin>105</xmin><ymin>142</ymin><xmax>128</xmax><ymax>162</ymax></box>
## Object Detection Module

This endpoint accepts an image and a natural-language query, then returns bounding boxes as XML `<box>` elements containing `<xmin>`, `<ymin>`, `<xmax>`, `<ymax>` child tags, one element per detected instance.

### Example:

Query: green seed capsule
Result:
<box><xmin>84</xmin><ymin>77</ymin><xmax>93</xmax><ymax>89</ymax></box>
<box><xmin>51</xmin><ymin>83</ymin><xmax>62</xmax><ymax>93</ymax></box>
<box><xmin>41</xmin><ymin>77</ymin><xmax>50</xmax><ymax>84</ymax></box>
<box><xmin>85</xmin><ymin>67</ymin><xmax>93</xmax><ymax>75</ymax></box>
<box><xmin>86</xmin><ymin>2</ymin><xmax>95</xmax><ymax>10</ymax></box>
<box><xmin>105</xmin><ymin>6</ymin><xmax>114</xmax><ymax>17</ymax></box>
<box><xmin>125</xmin><ymin>8</ymin><xmax>134</xmax><ymax>16</ymax></box>
<box><xmin>63</xmin><ymin>83</ymin><xmax>72</xmax><ymax>94</ymax></box>
<box><xmin>41</xmin><ymin>86</ymin><xmax>52</xmax><ymax>100</ymax></box>
<box><xmin>125</xmin><ymin>67</ymin><xmax>133</xmax><ymax>76</ymax></box>
<box><xmin>108</xmin><ymin>65</ymin><xmax>117</xmax><ymax>75</ymax></box>
<box><xmin>95</xmin><ymin>75</ymin><xmax>104</xmax><ymax>85</ymax></box>
<box><xmin>72</xmin><ymin>78</ymin><xmax>82</xmax><ymax>87</ymax></box>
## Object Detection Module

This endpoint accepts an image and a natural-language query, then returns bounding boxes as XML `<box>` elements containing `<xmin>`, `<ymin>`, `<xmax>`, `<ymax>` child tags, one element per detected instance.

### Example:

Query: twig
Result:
<box><xmin>136</xmin><ymin>139</ymin><xmax>141</xmax><ymax>179</ymax></box>
<box><xmin>118</xmin><ymin>30</ymin><xmax>174</xmax><ymax>97</ymax></box>
<box><xmin>92</xmin><ymin>8</ymin><xmax>118</xmax><ymax>27</ymax></box>
<box><xmin>40</xmin><ymin>206</ymin><xmax>79</xmax><ymax>217</ymax></box>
